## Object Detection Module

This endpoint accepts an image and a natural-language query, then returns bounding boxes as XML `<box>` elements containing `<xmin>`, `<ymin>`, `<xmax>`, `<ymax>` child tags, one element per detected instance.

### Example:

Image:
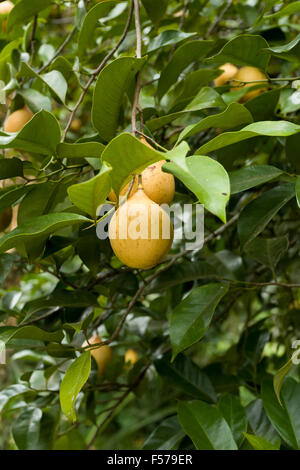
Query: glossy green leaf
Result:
<box><xmin>205</xmin><ymin>34</ymin><xmax>270</xmax><ymax>70</ymax></box>
<box><xmin>56</xmin><ymin>142</ymin><xmax>105</xmax><ymax>159</ymax></box>
<box><xmin>7</xmin><ymin>0</ymin><xmax>52</xmax><ymax>31</ymax></box>
<box><xmin>19</xmin><ymin>89</ymin><xmax>52</xmax><ymax>113</ymax></box>
<box><xmin>147</xmin><ymin>30</ymin><xmax>196</xmax><ymax>53</ymax></box>
<box><xmin>178</xmin><ymin>400</ymin><xmax>237</xmax><ymax>450</ymax></box>
<box><xmin>238</xmin><ymin>184</ymin><xmax>295</xmax><ymax>249</ymax></box>
<box><xmin>197</xmin><ymin>121</ymin><xmax>300</xmax><ymax>155</ymax></box>
<box><xmin>0</xmin><ymin>212</ymin><xmax>88</xmax><ymax>254</ymax></box>
<box><xmin>273</xmin><ymin>359</ymin><xmax>294</xmax><ymax>406</ymax></box>
<box><xmin>265</xmin><ymin>2</ymin><xmax>300</xmax><ymax>19</ymax></box>
<box><xmin>218</xmin><ymin>395</ymin><xmax>248</xmax><ymax>447</ymax></box>
<box><xmin>0</xmin><ymin>110</ymin><xmax>61</xmax><ymax>155</ymax></box>
<box><xmin>92</xmin><ymin>57</ymin><xmax>146</xmax><ymax>141</ymax></box>
<box><xmin>170</xmin><ymin>283</ymin><xmax>228</xmax><ymax>360</ymax></box>
<box><xmin>60</xmin><ymin>352</ymin><xmax>91</xmax><ymax>422</ymax></box>
<box><xmin>245</xmin><ymin>236</ymin><xmax>289</xmax><ymax>270</ymax></box>
<box><xmin>0</xmin><ymin>185</ymin><xmax>31</xmax><ymax>213</ymax></box>
<box><xmin>0</xmin><ymin>384</ymin><xmax>29</xmax><ymax>413</ymax></box>
<box><xmin>263</xmin><ymin>33</ymin><xmax>300</xmax><ymax>61</ymax></box>
<box><xmin>12</xmin><ymin>408</ymin><xmax>43</xmax><ymax>450</ymax></box>
<box><xmin>78</xmin><ymin>1</ymin><xmax>118</xmax><ymax>56</ymax></box>
<box><xmin>262</xmin><ymin>378</ymin><xmax>300</xmax><ymax>449</ymax></box>
<box><xmin>155</xmin><ymin>353</ymin><xmax>217</xmax><ymax>403</ymax></box>
<box><xmin>158</xmin><ymin>40</ymin><xmax>214</xmax><ymax>99</ymax></box>
<box><xmin>147</xmin><ymin>87</ymin><xmax>225</xmax><ymax>132</ymax></box>
<box><xmin>68</xmin><ymin>163</ymin><xmax>112</xmax><ymax>218</ymax></box>
<box><xmin>0</xmin><ymin>157</ymin><xmax>23</xmax><ymax>179</ymax></box>
<box><xmin>229</xmin><ymin>165</ymin><xmax>283</xmax><ymax>194</ymax></box>
<box><xmin>178</xmin><ymin>102</ymin><xmax>253</xmax><ymax>143</ymax></box>
<box><xmin>243</xmin><ymin>433</ymin><xmax>280</xmax><ymax>450</ymax></box>
<box><xmin>143</xmin><ymin>416</ymin><xmax>184</xmax><ymax>450</ymax></box>
<box><xmin>164</xmin><ymin>154</ymin><xmax>230</xmax><ymax>222</ymax></box>
<box><xmin>0</xmin><ymin>325</ymin><xmax>64</xmax><ymax>346</ymax></box>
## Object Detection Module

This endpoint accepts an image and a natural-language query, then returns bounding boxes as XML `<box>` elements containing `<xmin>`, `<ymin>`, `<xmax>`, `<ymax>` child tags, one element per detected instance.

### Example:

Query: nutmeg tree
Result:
<box><xmin>1</xmin><ymin>0</ymin><xmax>300</xmax><ymax>451</ymax></box>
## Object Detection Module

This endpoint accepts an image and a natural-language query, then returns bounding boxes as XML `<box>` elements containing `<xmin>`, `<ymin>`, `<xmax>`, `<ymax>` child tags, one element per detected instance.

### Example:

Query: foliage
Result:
<box><xmin>0</xmin><ymin>0</ymin><xmax>300</xmax><ymax>451</ymax></box>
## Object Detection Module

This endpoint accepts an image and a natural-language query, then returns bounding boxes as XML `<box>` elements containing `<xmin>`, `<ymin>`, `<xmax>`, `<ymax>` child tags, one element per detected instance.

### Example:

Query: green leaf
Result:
<box><xmin>178</xmin><ymin>400</ymin><xmax>238</xmax><ymax>450</ymax></box>
<box><xmin>18</xmin><ymin>63</ymin><xmax>68</xmax><ymax>104</ymax></box>
<box><xmin>238</xmin><ymin>184</ymin><xmax>295</xmax><ymax>249</ymax></box>
<box><xmin>78</xmin><ymin>1</ymin><xmax>118</xmax><ymax>56</ymax></box>
<box><xmin>0</xmin><ymin>157</ymin><xmax>23</xmax><ymax>179</ymax></box>
<box><xmin>60</xmin><ymin>352</ymin><xmax>91</xmax><ymax>422</ymax></box>
<box><xmin>263</xmin><ymin>33</ymin><xmax>300</xmax><ymax>61</ymax></box>
<box><xmin>245</xmin><ymin>236</ymin><xmax>289</xmax><ymax>270</ymax></box>
<box><xmin>18</xmin><ymin>89</ymin><xmax>52</xmax><ymax>113</ymax></box>
<box><xmin>262</xmin><ymin>378</ymin><xmax>300</xmax><ymax>449</ymax></box>
<box><xmin>170</xmin><ymin>283</ymin><xmax>228</xmax><ymax>360</ymax></box>
<box><xmin>92</xmin><ymin>57</ymin><xmax>146</xmax><ymax>141</ymax></box>
<box><xmin>177</xmin><ymin>103</ymin><xmax>253</xmax><ymax>143</ymax></box>
<box><xmin>197</xmin><ymin>121</ymin><xmax>300</xmax><ymax>155</ymax></box>
<box><xmin>273</xmin><ymin>359</ymin><xmax>294</xmax><ymax>406</ymax></box>
<box><xmin>243</xmin><ymin>433</ymin><xmax>280</xmax><ymax>450</ymax></box>
<box><xmin>147</xmin><ymin>30</ymin><xmax>196</xmax><ymax>54</ymax></box>
<box><xmin>101</xmin><ymin>132</ymin><xmax>165</xmax><ymax>194</ymax></box>
<box><xmin>0</xmin><ymin>384</ymin><xmax>29</xmax><ymax>413</ymax></box>
<box><xmin>206</xmin><ymin>34</ymin><xmax>270</xmax><ymax>70</ymax></box>
<box><xmin>56</xmin><ymin>142</ymin><xmax>105</xmax><ymax>159</ymax></box>
<box><xmin>141</xmin><ymin>0</ymin><xmax>168</xmax><ymax>24</ymax></box>
<box><xmin>164</xmin><ymin>154</ymin><xmax>230</xmax><ymax>222</ymax></box>
<box><xmin>265</xmin><ymin>2</ymin><xmax>300</xmax><ymax>20</ymax></box>
<box><xmin>147</xmin><ymin>87</ymin><xmax>225</xmax><ymax>131</ymax></box>
<box><xmin>7</xmin><ymin>0</ymin><xmax>52</xmax><ymax>31</ymax></box>
<box><xmin>0</xmin><ymin>110</ymin><xmax>61</xmax><ymax>155</ymax></box>
<box><xmin>0</xmin><ymin>325</ymin><xmax>63</xmax><ymax>347</ymax></box>
<box><xmin>154</xmin><ymin>353</ymin><xmax>217</xmax><ymax>403</ymax></box>
<box><xmin>158</xmin><ymin>40</ymin><xmax>214</xmax><ymax>99</ymax></box>
<box><xmin>0</xmin><ymin>213</ymin><xmax>88</xmax><ymax>254</ymax></box>
<box><xmin>0</xmin><ymin>185</ymin><xmax>31</xmax><ymax>213</ymax></box>
<box><xmin>68</xmin><ymin>162</ymin><xmax>112</xmax><ymax>218</ymax></box>
<box><xmin>218</xmin><ymin>395</ymin><xmax>248</xmax><ymax>447</ymax></box>
<box><xmin>230</xmin><ymin>165</ymin><xmax>283</xmax><ymax>194</ymax></box>
<box><xmin>143</xmin><ymin>416</ymin><xmax>184</xmax><ymax>450</ymax></box>
<box><xmin>246</xmin><ymin>398</ymin><xmax>281</xmax><ymax>446</ymax></box>
<box><xmin>12</xmin><ymin>408</ymin><xmax>43</xmax><ymax>450</ymax></box>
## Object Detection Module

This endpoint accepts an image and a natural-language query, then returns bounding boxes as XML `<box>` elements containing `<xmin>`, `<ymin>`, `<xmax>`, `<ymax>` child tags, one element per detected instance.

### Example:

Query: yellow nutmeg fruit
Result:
<box><xmin>214</xmin><ymin>63</ymin><xmax>238</xmax><ymax>87</ymax></box>
<box><xmin>4</xmin><ymin>106</ymin><xmax>33</xmax><ymax>133</ymax></box>
<box><xmin>0</xmin><ymin>1</ymin><xmax>14</xmax><ymax>32</ymax></box>
<box><xmin>84</xmin><ymin>333</ymin><xmax>112</xmax><ymax>377</ymax></box>
<box><xmin>109</xmin><ymin>188</ymin><xmax>173</xmax><ymax>269</ymax></box>
<box><xmin>231</xmin><ymin>66</ymin><xmax>267</xmax><ymax>102</ymax></box>
<box><xmin>125</xmin><ymin>348</ymin><xmax>139</xmax><ymax>367</ymax></box>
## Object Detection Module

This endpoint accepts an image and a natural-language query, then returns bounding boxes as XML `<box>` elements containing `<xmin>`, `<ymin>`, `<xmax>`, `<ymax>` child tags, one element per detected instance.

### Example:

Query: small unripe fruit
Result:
<box><xmin>70</xmin><ymin>118</ymin><xmax>82</xmax><ymax>133</ymax></box>
<box><xmin>214</xmin><ymin>63</ymin><xmax>238</xmax><ymax>87</ymax></box>
<box><xmin>125</xmin><ymin>348</ymin><xmax>138</xmax><ymax>367</ymax></box>
<box><xmin>4</xmin><ymin>106</ymin><xmax>33</xmax><ymax>133</ymax></box>
<box><xmin>231</xmin><ymin>66</ymin><xmax>267</xmax><ymax>102</ymax></box>
<box><xmin>109</xmin><ymin>188</ymin><xmax>173</xmax><ymax>269</ymax></box>
<box><xmin>84</xmin><ymin>333</ymin><xmax>112</xmax><ymax>377</ymax></box>
<box><xmin>0</xmin><ymin>207</ymin><xmax>12</xmax><ymax>232</ymax></box>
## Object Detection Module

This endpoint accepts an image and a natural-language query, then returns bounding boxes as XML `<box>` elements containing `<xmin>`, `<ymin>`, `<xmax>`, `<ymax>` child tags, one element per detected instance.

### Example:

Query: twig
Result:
<box><xmin>62</xmin><ymin>0</ymin><xmax>134</xmax><ymax>141</ymax></box>
<box><xmin>135</xmin><ymin>130</ymin><xmax>167</xmax><ymax>152</ymax></box>
<box><xmin>29</xmin><ymin>15</ymin><xmax>38</xmax><ymax>56</ymax></box>
<box><xmin>131</xmin><ymin>0</ymin><xmax>142</xmax><ymax>136</ymax></box>
<box><xmin>204</xmin><ymin>0</ymin><xmax>233</xmax><ymax>38</ymax></box>
<box><xmin>38</xmin><ymin>23</ymin><xmax>77</xmax><ymax>73</ymax></box>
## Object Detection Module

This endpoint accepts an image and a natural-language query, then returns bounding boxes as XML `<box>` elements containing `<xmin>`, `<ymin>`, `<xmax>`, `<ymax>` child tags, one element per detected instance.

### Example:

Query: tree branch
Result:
<box><xmin>131</xmin><ymin>0</ymin><xmax>142</xmax><ymax>136</ymax></box>
<box><xmin>62</xmin><ymin>0</ymin><xmax>134</xmax><ymax>141</ymax></box>
<box><xmin>38</xmin><ymin>23</ymin><xmax>77</xmax><ymax>73</ymax></box>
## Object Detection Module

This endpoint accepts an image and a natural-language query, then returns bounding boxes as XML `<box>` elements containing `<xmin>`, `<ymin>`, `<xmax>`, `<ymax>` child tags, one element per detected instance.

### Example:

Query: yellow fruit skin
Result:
<box><xmin>109</xmin><ymin>189</ymin><xmax>173</xmax><ymax>269</ymax></box>
<box><xmin>0</xmin><ymin>1</ymin><xmax>13</xmax><ymax>14</ymax></box>
<box><xmin>4</xmin><ymin>107</ymin><xmax>33</xmax><ymax>133</ymax></box>
<box><xmin>70</xmin><ymin>118</ymin><xmax>82</xmax><ymax>133</ymax></box>
<box><xmin>142</xmin><ymin>160</ymin><xmax>175</xmax><ymax>205</ymax></box>
<box><xmin>231</xmin><ymin>66</ymin><xmax>267</xmax><ymax>102</ymax></box>
<box><xmin>85</xmin><ymin>333</ymin><xmax>112</xmax><ymax>377</ymax></box>
<box><xmin>214</xmin><ymin>63</ymin><xmax>238</xmax><ymax>87</ymax></box>
<box><xmin>125</xmin><ymin>348</ymin><xmax>138</xmax><ymax>367</ymax></box>
<box><xmin>0</xmin><ymin>207</ymin><xmax>12</xmax><ymax>232</ymax></box>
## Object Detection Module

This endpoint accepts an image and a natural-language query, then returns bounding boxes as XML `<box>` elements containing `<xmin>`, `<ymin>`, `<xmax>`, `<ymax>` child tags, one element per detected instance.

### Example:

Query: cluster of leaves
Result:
<box><xmin>0</xmin><ymin>0</ymin><xmax>300</xmax><ymax>451</ymax></box>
